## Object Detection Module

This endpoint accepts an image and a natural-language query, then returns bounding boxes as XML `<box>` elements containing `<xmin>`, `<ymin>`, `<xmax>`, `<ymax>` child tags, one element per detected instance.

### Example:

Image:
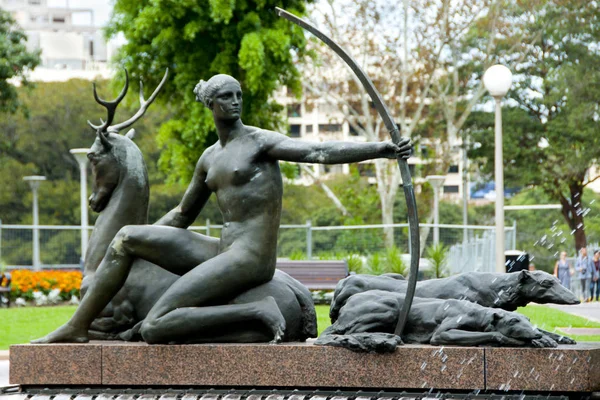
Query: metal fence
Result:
<box><xmin>446</xmin><ymin>225</ymin><xmax>517</xmax><ymax>274</ymax></box>
<box><xmin>0</xmin><ymin>221</ymin><xmax>515</xmax><ymax>270</ymax></box>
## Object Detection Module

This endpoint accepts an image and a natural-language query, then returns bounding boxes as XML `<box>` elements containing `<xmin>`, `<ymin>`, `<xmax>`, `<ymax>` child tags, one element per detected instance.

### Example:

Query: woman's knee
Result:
<box><xmin>111</xmin><ymin>225</ymin><xmax>143</xmax><ymax>255</ymax></box>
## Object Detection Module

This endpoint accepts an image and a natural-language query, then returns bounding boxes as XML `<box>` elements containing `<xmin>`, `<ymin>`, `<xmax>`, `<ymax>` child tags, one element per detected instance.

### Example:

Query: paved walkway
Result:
<box><xmin>0</xmin><ymin>360</ymin><xmax>8</xmax><ymax>387</ymax></box>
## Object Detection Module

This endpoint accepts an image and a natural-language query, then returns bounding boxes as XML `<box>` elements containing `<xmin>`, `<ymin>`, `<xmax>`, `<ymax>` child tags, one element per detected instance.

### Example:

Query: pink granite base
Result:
<box><xmin>486</xmin><ymin>343</ymin><xmax>600</xmax><ymax>392</ymax></box>
<box><xmin>9</xmin><ymin>341</ymin><xmax>600</xmax><ymax>392</ymax></box>
<box><xmin>10</xmin><ymin>344</ymin><xmax>102</xmax><ymax>385</ymax></box>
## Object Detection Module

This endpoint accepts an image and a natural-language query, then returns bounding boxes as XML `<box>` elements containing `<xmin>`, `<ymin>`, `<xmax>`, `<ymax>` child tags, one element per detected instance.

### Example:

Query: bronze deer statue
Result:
<box><xmin>82</xmin><ymin>70</ymin><xmax>317</xmax><ymax>342</ymax></box>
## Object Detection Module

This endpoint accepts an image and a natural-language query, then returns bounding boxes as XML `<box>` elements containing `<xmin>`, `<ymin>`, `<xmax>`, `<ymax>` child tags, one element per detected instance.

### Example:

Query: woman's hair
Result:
<box><xmin>193</xmin><ymin>74</ymin><xmax>241</xmax><ymax>108</ymax></box>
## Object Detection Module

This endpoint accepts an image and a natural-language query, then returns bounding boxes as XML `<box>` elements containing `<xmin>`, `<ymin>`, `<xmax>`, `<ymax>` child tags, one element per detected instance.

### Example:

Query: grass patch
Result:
<box><xmin>316</xmin><ymin>305</ymin><xmax>331</xmax><ymax>335</ymax></box>
<box><xmin>0</xmin><ymin>306</ymin><xmax>77</xmax><ymax>349</ymax></box>
<box><xmin>517</xmin><ymin>304</ymin><xmax>600</xmax><ymax>342</ymax></box>
<box><xmin>1</xmin><ymin>304</ymin><xmax>598</xmax><ymax>349</ymax></box>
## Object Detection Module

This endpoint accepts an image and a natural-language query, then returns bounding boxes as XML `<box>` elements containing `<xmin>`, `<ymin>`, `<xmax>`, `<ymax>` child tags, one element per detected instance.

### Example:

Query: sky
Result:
<box><xmin>47</xmin><ymin>0</ymin><xmax>112</xmax><ymax>27</ymax></box>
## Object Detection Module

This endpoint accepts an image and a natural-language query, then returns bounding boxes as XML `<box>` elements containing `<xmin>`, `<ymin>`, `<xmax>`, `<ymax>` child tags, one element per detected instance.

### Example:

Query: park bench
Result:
<box><xmin>276</xmin><ymin>259</ymin><xmax>349</xmax><ymax>290</ymax></box>
<box><xmin>0</xmin><ymin>272</ymin><xmax>11</xmax><ymax>308</ymax></box>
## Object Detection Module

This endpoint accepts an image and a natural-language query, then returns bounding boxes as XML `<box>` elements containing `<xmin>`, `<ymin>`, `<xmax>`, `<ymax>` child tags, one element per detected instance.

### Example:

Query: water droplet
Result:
<box><xmin>442</xmin><ymin>355</ymin><xmax>448</xmax><ymax>362</ymax></box>
<box><xmin>529</xmin><ymin>367</ymin><xmax>535</xmax><ymax>375</ymax></box>
<box><xmin>421</xmin><ymin>362</ymin><xmax>427</xmax><ymax>370</ymax></box>
<box><xmin>558</xmin><ymin>354</ymin><xmax>564</xmax><ymax>360</ymax></box>
<box><xmin>577</xmin><ymin>223</ymin><xmax>583</xmax><ymax>229</ymax></box>
<box><xmin>590</xmin><ymin>199</ymin><xmax>595</xmax><ymax>204</ymax></box>
<box><xmin>456</xmin><ymin>317</ymin><xmax>462</xmax><ymax>324</ymax></box>
<box><xmin>572</xmin><ymin>356</ymin><xmax>579</xmax><ymax>364</ymax></box>
<box><xmin>441</xmin><ymin>365</ymin><xmax>446</xmax><ymax>372</ymax></box>
<box><xmin>571</xmin><ymin>229</ymin><xmax>576</xmax><ymax>235</ymax></box>
<box><xmin>513</xmin><ymin>370</ymin><xmax>519</xmax><ymax>378</ymax></box>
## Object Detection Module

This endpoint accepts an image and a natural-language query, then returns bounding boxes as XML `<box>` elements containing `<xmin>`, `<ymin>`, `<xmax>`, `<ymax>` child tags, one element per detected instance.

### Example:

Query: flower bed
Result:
<box><xmin>9</xmin><ymin>269</ymin><xmax>82</xmax><ymax>301</ymax></box>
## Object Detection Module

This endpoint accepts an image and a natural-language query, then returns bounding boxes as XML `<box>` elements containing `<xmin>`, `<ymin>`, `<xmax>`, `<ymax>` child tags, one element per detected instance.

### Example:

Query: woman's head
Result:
<box><xmin>194</xmin><ymin>74</ymin><xmax>241</xmax><ymax>108</ymax></box>
<box><xmin>560</xmin><ymin>251</ymin><xmax>567</xmax><ymax>259</ymax></box>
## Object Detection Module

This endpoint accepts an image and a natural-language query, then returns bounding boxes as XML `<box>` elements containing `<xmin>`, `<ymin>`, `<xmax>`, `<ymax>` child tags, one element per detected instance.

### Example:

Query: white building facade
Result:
<box><xmin>1</xmin><ymin>0</ymin><xmax>113</xmax><ymax>81</ymax></box>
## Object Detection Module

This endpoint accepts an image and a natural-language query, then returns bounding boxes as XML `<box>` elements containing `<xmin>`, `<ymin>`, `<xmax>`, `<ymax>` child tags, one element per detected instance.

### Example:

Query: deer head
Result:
<box><xmin>86</xmin><ymin>68</ymin><xmax>168</xmax><ymax>212</ymax></box>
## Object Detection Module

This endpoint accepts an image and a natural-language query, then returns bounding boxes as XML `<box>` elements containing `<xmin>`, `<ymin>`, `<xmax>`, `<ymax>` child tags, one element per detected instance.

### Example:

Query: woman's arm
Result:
<box><xmin>554</xmin><ymin>262</ymin><xmax>558</xmax><ymax>277</ymax></box>
<box><xmin>265</xmin><ymin>131</ymin><xmax>411</xmax><ymax>164</ymax></box>
<box><xmin>155</xmin><ymin>155</ymin><xmax>212</xmax><ymax>228</ymax></box>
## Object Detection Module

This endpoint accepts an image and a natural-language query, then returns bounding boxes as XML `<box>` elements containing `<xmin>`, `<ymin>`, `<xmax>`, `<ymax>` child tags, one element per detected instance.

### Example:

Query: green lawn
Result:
<box><xmin>316</xmin><ymin>305</ymin><xmax>331</xmax><ymax>335</ymax></box>
<box><xmin>0</xmin><ymin>304</ymin><xmax>598</xmax><ymax>350</ymax></box>
<box><xmin>517</xmin><ymin>304</ymin><xmax>600</xmax><ymax>342</ymax></box>
<box><xmin>0</xmin><ymin>306</ymin><xmax>77</xmax><ymax>349</ymax></box>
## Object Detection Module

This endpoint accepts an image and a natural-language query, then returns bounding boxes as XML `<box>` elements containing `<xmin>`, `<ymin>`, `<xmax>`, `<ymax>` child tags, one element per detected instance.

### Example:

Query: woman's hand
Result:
<box><xmin>381</xmin><ymin>137</ymin><xmax>412</xmax><ymax>159</ymax></box>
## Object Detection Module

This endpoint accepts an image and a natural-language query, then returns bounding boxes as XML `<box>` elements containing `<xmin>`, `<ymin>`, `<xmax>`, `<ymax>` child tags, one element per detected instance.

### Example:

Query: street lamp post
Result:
<box><xmin>70</xmin><ymin>148</ymin><xmax>90</xmax><ymax>261</ymax></box>
<box><xmin>426</xmin><ymin>175</ymin><xmax>446</xmax><ymax>245</ymax></box>
<box><xmin>23</xmin><ymin>175</ymin><xmax>46</xmax><ymax>271</ymax></box>
<box><xmin>483</xmin><ymin>65</ymin><xmax>513</xmax><ymax>273</ymax></box>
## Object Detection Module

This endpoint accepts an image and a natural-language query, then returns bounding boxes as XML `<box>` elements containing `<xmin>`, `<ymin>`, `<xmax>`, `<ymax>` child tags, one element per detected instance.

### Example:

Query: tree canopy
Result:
<box><xmin>0</xmin><ymin>8</ymin><xmax>40</xmax><ymax>113</ymax></box>
<box><xmin>105</xmin><ymin>0</ymin><xmax>313</xmax><ymax>183</ymax></box>
<box><xmin>468</xmin><ymin>0</ymin><xmax>600</xmax><ymax>251</ymax></box>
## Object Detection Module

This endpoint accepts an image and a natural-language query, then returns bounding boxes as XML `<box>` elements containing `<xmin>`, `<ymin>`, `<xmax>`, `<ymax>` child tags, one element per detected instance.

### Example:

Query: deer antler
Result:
<box><xmin>109</xmin><ymin>68</ymin><xmax>169</xmax><ymax>132</ymax></box>
<box><xmin>87</xmin><ymin>69</ymin><xmax>129</xmax><ymax>132</ymax></box>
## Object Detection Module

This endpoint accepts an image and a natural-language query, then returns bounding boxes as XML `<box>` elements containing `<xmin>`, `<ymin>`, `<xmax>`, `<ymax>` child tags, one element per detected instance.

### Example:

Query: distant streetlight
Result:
<box><xmin>426</xmin><ymin>175</ymin><xmax>446</xmax><ymax>245</ymax></box>
<box><xmin>23</xmin><ymin>175</ymin><xmax>46</xmax><ymax>271</ymax></box>
<box><xmin>70</xmin><ymin>148</ymin><xmax>90</xmax><ymax>262</ymax></box>
<box><xmin>483</xmin><ymin>64</ymin><xmax>513</xmax><ymax>273</ymax></box>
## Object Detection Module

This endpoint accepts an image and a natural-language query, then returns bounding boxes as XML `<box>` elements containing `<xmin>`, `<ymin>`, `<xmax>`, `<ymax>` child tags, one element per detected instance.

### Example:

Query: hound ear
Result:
<box><xmin>519</xmin><ymin>269</ymin><xmax>532</xmax><ymax>282</ymax></box>
<box><xmin>485</xmin><ymin>310</ymin><xmax>503</xmax><ymax>330</ymax></box>
<box><xmin>125</xmin><ymin>129</ymin><xmax>136</xmax><ymax>140</ymax></box>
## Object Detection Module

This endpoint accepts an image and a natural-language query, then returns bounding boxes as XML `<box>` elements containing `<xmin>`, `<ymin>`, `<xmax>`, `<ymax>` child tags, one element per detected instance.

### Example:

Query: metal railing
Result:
<box><xmin>0</xmin><ymin>220</ymin><xmax>516</xmax><ymax>271</ymax></box>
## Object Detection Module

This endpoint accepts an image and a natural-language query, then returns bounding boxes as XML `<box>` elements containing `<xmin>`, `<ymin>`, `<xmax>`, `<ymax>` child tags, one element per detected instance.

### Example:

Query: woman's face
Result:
<box><xmin>211</xmin><ymin>82</ymin><xmax>243</xmax><ymax>121</ymax></box>
<box><xmin>560</xmin><ymin>251</ymin><xmax>567</xmax><ymax>260</ymax></box>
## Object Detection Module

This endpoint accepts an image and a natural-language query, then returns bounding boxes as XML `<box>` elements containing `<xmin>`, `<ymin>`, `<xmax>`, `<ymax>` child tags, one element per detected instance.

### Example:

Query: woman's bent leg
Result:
<box><xmin>140</xmin><ymin>249</ymin><xmax>277</xmax><ymax>344</ymax></box>
<box><xmin>32</xmin><ymin>225</ymin><xmax>219</xmax><ymax>343</ymax></box>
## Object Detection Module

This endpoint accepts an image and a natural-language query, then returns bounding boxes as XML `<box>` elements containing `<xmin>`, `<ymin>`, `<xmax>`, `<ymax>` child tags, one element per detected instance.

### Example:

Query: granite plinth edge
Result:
<box><xmin>8</xmin><ymin>341</ymin><xmax>600</xmax><ymax>392</ymax></box>
<box><xmin>9</xmin><ymin>344</ymin><xmax>102</xmax><ymax>385</ymax></box>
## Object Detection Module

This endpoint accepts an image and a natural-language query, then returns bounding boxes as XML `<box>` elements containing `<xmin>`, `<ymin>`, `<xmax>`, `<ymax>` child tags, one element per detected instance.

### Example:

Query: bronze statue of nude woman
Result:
<box><xmin>33</xmin><ymin>74</ymin><xmax>412</xmax><ymax>344</ymax></box>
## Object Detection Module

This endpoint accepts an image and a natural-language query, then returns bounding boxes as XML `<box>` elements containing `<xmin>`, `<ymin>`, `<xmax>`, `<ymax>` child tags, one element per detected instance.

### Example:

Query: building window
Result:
<box><xmin>319</xmin><ymin>124</ymin><xmax>342</xmax><ymax>133</ymax></box>
<box><xmin>448</xmin><ymin>165</ymin><xmax>459</xmax><ymax>173</ymax></box>
<box><xmin>52</xmin><ymin>17</ymin><xmax>66</xmax><ymax>23</ymax></box>
<box><xmin>289</xmin><ymin>124</ymin><xmax>301</xmax><ymax>138</ymax></box>
<box><xmin>305</xmin><ymin>125</ymin><xmax>313</xmax><ymax>134</ymax></box>
<box><xmin>443</xmin><ymin>185</ymin><xmax>459</xmax><ymax>193</ymax></box>
<box><xmin>287</xmin><ymin>103</ymin><xmax>301</xmax><ymax>118</ymax></box>
<box><xmin>28</xmin><ymin>0</ymin><xmax>41</xmax><ymax>4</ymax></box>
<box><xmin>89</xmin><ymin>40</ymin><xmax>94</xmax><ymax>57</ymax></box>
<box><xmin>349</xmin><ymin>124</ymin><xmax>361</xmax><ymax>136</ymax></box>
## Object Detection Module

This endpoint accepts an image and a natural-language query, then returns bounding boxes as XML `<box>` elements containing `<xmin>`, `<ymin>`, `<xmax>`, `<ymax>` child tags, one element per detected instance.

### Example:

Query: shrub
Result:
<box><xmin>425</xmin><ymin>243</ymin><xmax>449</xmax><ymax>278</ymax></box>
<box><xmin>9</xmin><ymin>269</ymin><xmax>82</xmax><ymax>302</ymax></box>
<box><xmin>386</xmin><ymin>246</ymin><xmax>407</xmax><ymax>276</ymax></box>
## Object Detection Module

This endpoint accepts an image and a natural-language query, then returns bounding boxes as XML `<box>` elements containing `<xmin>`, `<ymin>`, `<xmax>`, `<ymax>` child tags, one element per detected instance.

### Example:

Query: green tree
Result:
<box><xmin>105</xmin><ymin>0</ymin><xmax>313</xmax><ymax>183</ymax></box>
<box><xmin>0</xmin><ymin>9</ymin><xmax>40</xmax><ymax>113</ymax></box>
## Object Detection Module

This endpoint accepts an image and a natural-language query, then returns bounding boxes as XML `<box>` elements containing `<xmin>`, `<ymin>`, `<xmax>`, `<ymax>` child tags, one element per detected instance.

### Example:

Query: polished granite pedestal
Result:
<box><xmin>8</xmin><ymin>341</ymin><xmax>600</xmax><ymax>393</ymax></box>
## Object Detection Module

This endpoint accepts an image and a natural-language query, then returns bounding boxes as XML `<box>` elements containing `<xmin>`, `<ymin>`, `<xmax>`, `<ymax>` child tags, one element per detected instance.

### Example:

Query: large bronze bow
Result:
<box><xmin>276</xmin><ymin>7</ymin><xmax>420</xmax><ymax>337</ymax></box>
